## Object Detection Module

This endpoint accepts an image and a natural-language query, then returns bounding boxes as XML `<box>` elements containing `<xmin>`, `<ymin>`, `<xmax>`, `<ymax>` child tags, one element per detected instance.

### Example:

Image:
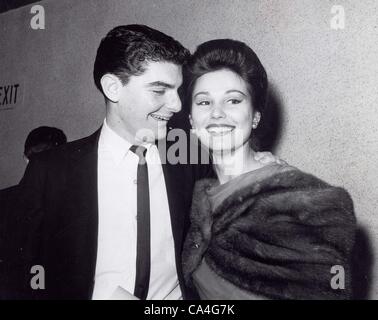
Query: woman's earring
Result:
<box><xmin>252</xmin><ymin>112</ymin><xmax>261</xmax><ymax>129</ymax></box>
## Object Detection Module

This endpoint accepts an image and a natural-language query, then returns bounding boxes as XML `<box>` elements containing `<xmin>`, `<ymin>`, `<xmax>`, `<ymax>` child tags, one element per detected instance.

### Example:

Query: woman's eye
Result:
<box><xmin>228</xmin><ymin>99</ymin><xmax>242</xmax><ymax>104</ymax></box>
<box><xmin>196</xmin><ymin>101</ymin><xmax>210</xmax><ymax>106</ymax></box>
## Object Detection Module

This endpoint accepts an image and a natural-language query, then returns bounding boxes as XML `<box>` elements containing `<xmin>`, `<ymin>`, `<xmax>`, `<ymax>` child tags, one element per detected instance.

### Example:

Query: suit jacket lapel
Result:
<box><xmin>158</xmin><ymin>139</ymin><xmax>187</xmax><ymax>251</ymax></box>
<box><xmin>161</xmin><ymin>162</ymin><xmax>185</xmax><ymax>250</ymax></box>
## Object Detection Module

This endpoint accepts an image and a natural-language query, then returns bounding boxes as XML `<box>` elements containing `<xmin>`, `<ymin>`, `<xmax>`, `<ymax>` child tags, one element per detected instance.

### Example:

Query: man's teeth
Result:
<box><xmin>207</xmin><ymin>127</ymin><xmax>234</xmax><ymax>134</ymax></box>
<box><xmin>151</xmin><ymin>114</ymin><xmax>170</xmax><ymax>121</ymax></box>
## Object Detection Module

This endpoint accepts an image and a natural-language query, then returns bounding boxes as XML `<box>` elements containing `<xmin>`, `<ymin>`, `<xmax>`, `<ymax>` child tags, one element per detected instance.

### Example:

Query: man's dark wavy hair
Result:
<box><xmin>93</xmin><ymin>24</ymin><xmax>190</xmax><ymax>96</ymax></box>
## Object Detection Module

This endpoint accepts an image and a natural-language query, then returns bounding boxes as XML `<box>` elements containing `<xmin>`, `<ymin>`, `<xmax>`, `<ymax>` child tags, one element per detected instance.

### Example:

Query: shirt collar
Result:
<box><xmin>99</xmin><ymin>119</ymin><xmax>155</xmax><ymax>165</ymax></box>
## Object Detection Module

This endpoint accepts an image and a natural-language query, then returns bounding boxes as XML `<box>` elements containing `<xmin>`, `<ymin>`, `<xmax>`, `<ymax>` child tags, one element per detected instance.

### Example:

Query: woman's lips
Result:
<box><xmin>206</xmin><ymin>124</ymin><xmax>235</xmax><ymax>136</ymax></box>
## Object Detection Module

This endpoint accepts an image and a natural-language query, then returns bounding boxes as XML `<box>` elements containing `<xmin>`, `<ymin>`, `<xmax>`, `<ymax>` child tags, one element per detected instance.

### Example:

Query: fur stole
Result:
<box><xmin>182</xmin><ymin>164</ymin><xmax>356</xmax><ymax>300</ymax></box>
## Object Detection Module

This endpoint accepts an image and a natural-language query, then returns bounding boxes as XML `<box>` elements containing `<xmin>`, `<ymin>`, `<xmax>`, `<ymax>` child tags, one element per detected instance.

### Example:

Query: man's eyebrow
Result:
<box><xmin>147</xmin><ymin>81</ymin><xmax>175</xmax><ymax>89</ymax></box>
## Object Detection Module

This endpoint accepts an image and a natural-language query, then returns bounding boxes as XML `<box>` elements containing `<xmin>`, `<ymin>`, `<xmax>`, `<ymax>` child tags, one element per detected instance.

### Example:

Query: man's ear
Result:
<box><xmin>100</xmin><ymin>74</ymin><xmax>122</xmax><ymax>102</ymax></box>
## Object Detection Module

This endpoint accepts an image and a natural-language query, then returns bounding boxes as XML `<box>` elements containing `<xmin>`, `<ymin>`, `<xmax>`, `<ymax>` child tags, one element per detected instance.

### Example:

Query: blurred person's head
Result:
<box><xmin>24</xmin><ymin>126</ymin><xmax>67</xmax><ymax>162</ymax></box>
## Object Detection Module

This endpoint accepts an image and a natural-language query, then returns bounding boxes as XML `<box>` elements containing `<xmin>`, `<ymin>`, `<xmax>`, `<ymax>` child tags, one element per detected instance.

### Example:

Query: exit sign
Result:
<box><xmin>0</xmin><ymin>83</ymin><xmax>21</xmax><ymax>111</ymax></box>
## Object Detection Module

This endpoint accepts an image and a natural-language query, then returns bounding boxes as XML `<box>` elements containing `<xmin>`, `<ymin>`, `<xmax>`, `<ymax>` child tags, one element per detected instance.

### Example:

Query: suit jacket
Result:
<box><xmin>9</xmin><ymin>128</ymin><xmax>212</xmax><ymax>299</ymax></box>
<box><xmin>0</xmin><ymin>185</ymin><xmax>20</xmax><ymax>299</ymax></box>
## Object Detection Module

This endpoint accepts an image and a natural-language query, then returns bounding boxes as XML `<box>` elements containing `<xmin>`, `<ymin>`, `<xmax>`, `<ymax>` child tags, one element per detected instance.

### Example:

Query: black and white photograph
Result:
<box><xmin>0</xmin><ymin>0</ymin><xmax>377</xmax><ymax>305</ymax></box>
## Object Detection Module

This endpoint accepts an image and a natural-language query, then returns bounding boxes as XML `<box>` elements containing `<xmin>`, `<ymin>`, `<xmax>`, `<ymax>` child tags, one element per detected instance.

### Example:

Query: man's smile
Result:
<box><xmin>150</xmin><ymin>113</ymin><xmax>172</xmax><ymax>121</ymax></box>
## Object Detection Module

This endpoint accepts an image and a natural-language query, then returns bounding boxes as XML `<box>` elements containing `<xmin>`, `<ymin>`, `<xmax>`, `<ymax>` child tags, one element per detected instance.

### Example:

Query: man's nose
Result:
<box><xmin>167</xmin><ymin>92</ymin><xmax>182</xmax><ymax>113</ymax></box>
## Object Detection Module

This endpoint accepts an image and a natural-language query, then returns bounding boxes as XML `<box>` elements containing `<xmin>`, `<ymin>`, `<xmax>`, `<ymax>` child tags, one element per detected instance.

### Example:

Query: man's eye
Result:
<box><xmin>153</xmin><ymin>90</ymin><xmax>165</xmax><ymax>95</ymax></box>
<box><xmin>196</xmin><ymin>101</ymin><xmax>210</xmax><ymax>106</ymax></box>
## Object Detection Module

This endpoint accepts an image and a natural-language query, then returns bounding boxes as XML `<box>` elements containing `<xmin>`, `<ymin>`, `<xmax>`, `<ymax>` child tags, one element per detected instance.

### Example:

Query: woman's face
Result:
<box><xmin>190</xmin><ymin>69</ymin><xmax>256</xmax><ymax>153</ymax></box>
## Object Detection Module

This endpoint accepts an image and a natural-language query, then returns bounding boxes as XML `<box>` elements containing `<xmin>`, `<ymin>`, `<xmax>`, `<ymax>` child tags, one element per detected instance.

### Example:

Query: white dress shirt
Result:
<box><xmin>92</xmin><ymin>120</ymin><xmax>182</xmax><ymax>300</ymax></box>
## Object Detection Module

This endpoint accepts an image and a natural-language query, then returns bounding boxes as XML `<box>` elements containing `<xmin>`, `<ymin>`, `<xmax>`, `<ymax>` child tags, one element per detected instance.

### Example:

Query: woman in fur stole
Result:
<box><xmin>182</xmin><ymin>39</ymin><xmax>356</xmax><ymax>300</ymax></box>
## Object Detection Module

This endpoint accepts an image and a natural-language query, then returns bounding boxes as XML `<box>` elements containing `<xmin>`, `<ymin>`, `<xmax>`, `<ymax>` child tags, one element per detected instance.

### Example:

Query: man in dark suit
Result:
<box><xmin>11</xmin><ymin>25</ymin><xmax>211</xmax><ymax>300</ymax></box>
<box><xmin>0</xmin><ymin>126</ymin><xmax>67</xmax><ymax>299</ymax></box>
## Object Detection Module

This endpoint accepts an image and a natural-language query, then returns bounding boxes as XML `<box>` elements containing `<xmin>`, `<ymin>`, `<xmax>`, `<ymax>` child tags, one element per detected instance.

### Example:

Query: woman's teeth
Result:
<box><xmin>207</xmin><ymin>126</ymin><xmax>235</xmax><ymax>135</ymax></box>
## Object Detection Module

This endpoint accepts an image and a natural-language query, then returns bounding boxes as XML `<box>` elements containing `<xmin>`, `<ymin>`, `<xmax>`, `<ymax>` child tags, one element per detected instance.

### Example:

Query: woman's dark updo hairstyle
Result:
<box><xmin>183</xmin><ymin>38</ymin><xmax>268</xmax><ymax>150</ymax></box>
<box><xmin>183</xmin><ymin>39</ymin><xmax>267</xmax><ymax>112</ymax></box>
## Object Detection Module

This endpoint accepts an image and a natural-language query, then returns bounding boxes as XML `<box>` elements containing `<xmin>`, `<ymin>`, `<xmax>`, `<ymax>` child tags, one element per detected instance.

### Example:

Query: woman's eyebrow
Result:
<box><xmin>193</xmin><ymin>91</ymin><xmax>209</xmax><ymax>98</ymax></box>
<box><xmin>225</xmin><ymin>90</ymin><xmax>247</xmax><ymax>96</ymax></box>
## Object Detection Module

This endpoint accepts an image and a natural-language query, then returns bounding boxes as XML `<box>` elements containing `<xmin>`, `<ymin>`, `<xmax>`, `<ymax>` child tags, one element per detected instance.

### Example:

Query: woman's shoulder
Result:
<box><xmin>210</xmin><ymin>162</ymin><xmax>355</xmax><ymax>227</ymax></box>
<box><xmin>241</xmin><ymin>162</ymin><xmax>352</xmax><ymax>198</ymax></box>
<box><xmin>205</xmin><ymin>163</ymin><xmax>356</xmax><ymax>300</ymax></box>
<box><xmin>191</xmin><ymin>161</ymin><xmax>355</xmax><ymax>223</ymax></box>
